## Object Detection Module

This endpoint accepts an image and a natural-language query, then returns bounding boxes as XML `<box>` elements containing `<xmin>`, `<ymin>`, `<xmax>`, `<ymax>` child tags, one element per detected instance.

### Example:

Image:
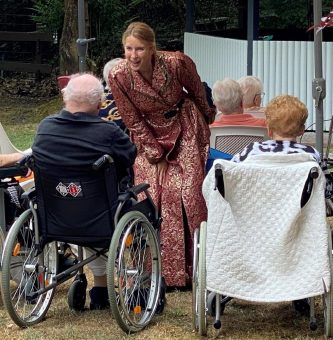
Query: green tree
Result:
<box><xmin>31</xmin><ymin>0</ymin><xmax>63</xmax><ymax>32</ymax></box>
<box><xmin>59</xmin><ymin>0</ymin><xmax>78</xmax><ymax>74</ymax></box>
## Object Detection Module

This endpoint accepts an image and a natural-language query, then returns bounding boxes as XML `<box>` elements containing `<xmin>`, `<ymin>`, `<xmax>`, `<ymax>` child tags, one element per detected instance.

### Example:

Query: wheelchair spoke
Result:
<box><xmin>108</xmin><ymin>211</ymin><xmax>161</xmax><ymax>333</ymax></box>
<box><xmin>1</xmin><ymin>209</ymin><xmax>57</xmax><ymax>327</ymax></box>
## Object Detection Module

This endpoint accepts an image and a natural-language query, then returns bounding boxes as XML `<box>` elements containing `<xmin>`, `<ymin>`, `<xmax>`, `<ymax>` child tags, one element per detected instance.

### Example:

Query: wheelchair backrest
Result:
<box><xmin>30</xmin><ymin>155</ymin><xmax>118</xmax><ymax>248</ymax></box>
<box><xmin>203</xmin><ymin>153</ymin><xmax>330</xmax><ymax>302</ymax></box>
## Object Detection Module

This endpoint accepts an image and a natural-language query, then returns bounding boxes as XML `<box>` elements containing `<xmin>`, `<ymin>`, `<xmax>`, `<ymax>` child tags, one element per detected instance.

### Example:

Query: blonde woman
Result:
<box><xmin>109</xmin><ymin>22</ymin><xmax>215</xmax><ymax>288</ymax></box>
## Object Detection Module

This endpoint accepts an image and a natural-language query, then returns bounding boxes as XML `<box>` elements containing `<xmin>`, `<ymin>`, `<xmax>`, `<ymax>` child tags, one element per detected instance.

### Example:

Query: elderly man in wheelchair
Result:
<box><xmin>0</xmin><ymin>73</ymin><xmax>164</xmax><ymax>333</ymax></box>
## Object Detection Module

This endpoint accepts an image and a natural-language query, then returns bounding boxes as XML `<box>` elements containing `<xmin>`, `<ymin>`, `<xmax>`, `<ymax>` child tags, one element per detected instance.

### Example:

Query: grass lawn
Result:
<box><xmin>0</xmin><ymin>95</ymin><xmax>331</xmax><ymax>339</ymax></box>
<box><xmin>1</xmin><ymin>96</ymin><xmax>63</xmax><ymax>150</ymax></box>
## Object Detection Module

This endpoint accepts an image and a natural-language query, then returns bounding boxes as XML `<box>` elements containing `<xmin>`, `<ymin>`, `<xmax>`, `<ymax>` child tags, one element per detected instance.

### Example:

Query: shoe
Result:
<box><xmin>293</xmin><ymin>298</ymin><xmax>310</xmax><ymax>317</ymax></box>
<box><xmin>89</xmin><ymin>287</ymin><xmax>110</xmax><ymax>310</ymax></box>
<box><xmin>58</xmin><ymin>254</ymin><xmax>78</xmax><ymax>273</ymax></box>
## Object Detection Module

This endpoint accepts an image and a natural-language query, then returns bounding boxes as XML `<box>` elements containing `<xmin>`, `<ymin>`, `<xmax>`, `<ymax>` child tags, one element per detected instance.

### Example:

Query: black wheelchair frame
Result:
<box><xmin>0</xmin><ymin>154</ymin><xmax>164</xmax><ymax>333</ymax></box>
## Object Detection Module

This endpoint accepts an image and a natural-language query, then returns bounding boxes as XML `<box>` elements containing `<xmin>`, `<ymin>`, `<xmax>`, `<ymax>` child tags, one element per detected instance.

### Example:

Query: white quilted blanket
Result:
<box><xmin>203</xmin><ymin>153</ymin><xmax>331</xmax><ymax>302</ymax></box>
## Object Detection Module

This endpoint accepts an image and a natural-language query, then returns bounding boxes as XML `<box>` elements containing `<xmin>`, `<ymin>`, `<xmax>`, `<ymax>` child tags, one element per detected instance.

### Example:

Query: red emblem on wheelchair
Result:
<box><xmin>56</xmin><ymin>182</ymin><xmax>82</xmax><ymax>197</ymax></box>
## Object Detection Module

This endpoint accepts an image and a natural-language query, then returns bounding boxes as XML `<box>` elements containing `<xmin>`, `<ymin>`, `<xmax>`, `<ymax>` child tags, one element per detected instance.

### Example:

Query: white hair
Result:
<box><xmin>212</xmin><ymin>78</ymin><xmax>243</xmax><ymax>114</ymax></box>
<box><xmin>103</xmin><ymin>58</ymin><xmax>123</xmax><ymax>87</ymax></box>
<box><xmin>237</xmin><ymin>76</ymin><xmax>263</xmax><ymax>107</ymax></box>
<box><xmin>63</xmin><ymin>73</ymin><xmax>104</xmax><ymax>106</ymax></box>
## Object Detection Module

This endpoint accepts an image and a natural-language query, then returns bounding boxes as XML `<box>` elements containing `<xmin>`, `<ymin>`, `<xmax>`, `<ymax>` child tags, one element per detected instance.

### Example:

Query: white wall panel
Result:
<box><xmin>184</xmin><ymin>32</ymin><xmax>333</xmax><ymax>131</ymax></box>
<box><xmin>184</xmin><ymin>33</ymin><xmax>247</xmax><ymax>88</ymax></box>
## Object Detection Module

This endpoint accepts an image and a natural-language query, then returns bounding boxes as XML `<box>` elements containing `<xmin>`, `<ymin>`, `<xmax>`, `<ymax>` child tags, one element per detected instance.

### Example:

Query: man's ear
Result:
<box><xmin>254</xmin><ymin>94</ymin><xmax>261</xmax><ymax>107</ymax></box>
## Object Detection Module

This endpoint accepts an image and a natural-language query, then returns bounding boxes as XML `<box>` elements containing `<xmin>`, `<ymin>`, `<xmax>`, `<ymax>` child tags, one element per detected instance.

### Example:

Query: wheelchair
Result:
<box><xmin>0</xmin><ymin>154</ymin><xmax>163</xmax><ymax>333</ymax></box>
<box><xmin>193</xmin><ymin>154</ymin><xmax>333</xmax><ymax>337</ymax></box>
<box><xmin>0</xmin><ymin>164</ymin><xmax>29</xmax><ymax>262</ymax></box>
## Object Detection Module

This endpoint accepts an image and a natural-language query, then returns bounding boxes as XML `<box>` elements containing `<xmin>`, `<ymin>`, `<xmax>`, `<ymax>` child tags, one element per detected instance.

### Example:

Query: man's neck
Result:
<box><xmin>65</xmin><ymin>103</ymin><xmax>98</xmax><ymax>115</ymax></box>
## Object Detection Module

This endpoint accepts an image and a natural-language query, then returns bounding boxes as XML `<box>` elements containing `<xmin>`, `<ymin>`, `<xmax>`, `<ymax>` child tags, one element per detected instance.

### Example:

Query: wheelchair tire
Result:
<box><xmin>197</xmin><ymin>221</ymin><xmax>207</xmax><ymax>336</ymax></box>
<box><xmin>107</xmin><ymin>211</ymin><xmax>161</xmax><ymax>333</ymax></box>
<box><xmin>1</xmin><ymin>209</ymin><xmax>58</xmax><ymax>327</ymax></box>
<box><xmin>324</xmin><ymin>289</ymin><xmax>333</xmax><ymax>337</ymax></box>
<box><xmin>192</xmin><ymin>227</ymin><xmax>199</xmax><ymax>331</ymax></box>
<box><xmin>67</xmin><ymin>274</ymin><xmax>87</xmax><ymax>312</ymax></box>
<box><xmin>0</xmin><ymin>226</ymin><xmax>5</xmax><ymax>268</ymax></box>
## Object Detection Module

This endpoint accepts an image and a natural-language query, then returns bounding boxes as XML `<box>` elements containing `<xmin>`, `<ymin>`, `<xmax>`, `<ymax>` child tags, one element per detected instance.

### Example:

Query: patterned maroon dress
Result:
<box><xmin>109</xmin><ymin>51</ymin><xmax>215</xmax><ymax>286</ymax></box>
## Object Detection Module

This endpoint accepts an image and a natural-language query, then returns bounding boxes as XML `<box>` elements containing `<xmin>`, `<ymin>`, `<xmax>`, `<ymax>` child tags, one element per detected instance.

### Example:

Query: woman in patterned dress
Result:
<box><xmin>109</xmin><ymin>22</ymin><xmax>215</xmax><ymax>287</ymax></box>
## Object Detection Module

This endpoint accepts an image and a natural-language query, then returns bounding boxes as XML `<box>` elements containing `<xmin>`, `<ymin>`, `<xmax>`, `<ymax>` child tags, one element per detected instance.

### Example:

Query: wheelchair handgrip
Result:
<box><xmin>118</xmin><ymin>183</ymin><xmax>150</xmax><ymax>202</ymax></box>
<box><xmin>214</xmin><ymin>163</ymin><xmax>225</xmax><ymax>197</ymax></box>
<box><xmin>310</xmin><ymin>167</ymin><xmax>319</xmax><ymax>179</ymax></box>
<box><xmin>92</xmin><ymin>154</ymin><xmax>114</xmax><ymax>170</ymax></box>
<box><xmin>300</xmin><ymin>167</ymin><xmax>318</xmax><ymax>208</ymax></box>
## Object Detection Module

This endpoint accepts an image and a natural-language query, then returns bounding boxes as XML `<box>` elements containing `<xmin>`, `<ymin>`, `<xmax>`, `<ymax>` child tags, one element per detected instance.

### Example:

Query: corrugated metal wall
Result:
<box><xmin>184</xmin><ymin>32</ymin><xmax>333</xmax><ymax>130</ymax></box>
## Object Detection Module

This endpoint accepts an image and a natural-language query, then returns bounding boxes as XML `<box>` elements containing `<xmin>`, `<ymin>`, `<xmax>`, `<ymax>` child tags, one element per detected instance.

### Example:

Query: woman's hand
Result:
<box><xmin>156</xmin><ymin>159</ymin><xmax>168</xmax><ymax>184</ymax></box>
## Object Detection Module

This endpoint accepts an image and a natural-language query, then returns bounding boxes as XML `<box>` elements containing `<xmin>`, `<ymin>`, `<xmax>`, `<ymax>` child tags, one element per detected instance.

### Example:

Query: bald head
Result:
<box><xmin>63</xmin><ymin>73</ymin><xmax>104</xmax><ymax>114</ymax></box>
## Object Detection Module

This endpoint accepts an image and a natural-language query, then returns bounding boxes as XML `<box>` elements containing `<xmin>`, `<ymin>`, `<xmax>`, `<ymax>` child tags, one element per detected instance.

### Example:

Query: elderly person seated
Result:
<box><xmin>99</xmin><ymin>58</ymin><xmax>126</xmax><ymax>131</ymax></box>
<box><xmin>32</xmin><ymin>73</ymin><xmax>137</xmax><ymax>310</ymax></box>
<box><xmin>230</xmin><ymin>94</ymin><xmax>327</xmax><ymax>316</ymax></box>
<box><xmin>210</xmin><ymin>78</ymin><xmax>266</xmax><ymax>128</ymax></box>
<box><xmin>237</xmin><ymin>75</ymin><xmax>265</xmax><ymax>118</ymax></box>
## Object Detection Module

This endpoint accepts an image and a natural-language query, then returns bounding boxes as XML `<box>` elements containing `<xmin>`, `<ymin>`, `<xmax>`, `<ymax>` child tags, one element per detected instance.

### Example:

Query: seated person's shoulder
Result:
<box><xmin>110</xmin><ymin>59</ymin><xmax>128</xmax><ymax>79</ymax></box>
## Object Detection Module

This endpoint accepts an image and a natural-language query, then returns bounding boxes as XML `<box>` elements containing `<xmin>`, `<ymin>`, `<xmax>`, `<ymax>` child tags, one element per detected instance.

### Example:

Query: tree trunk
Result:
<box><xmin>59</xmin><ymin>0</ymin><xmax>78</xmax><ymax>74</ymax></box>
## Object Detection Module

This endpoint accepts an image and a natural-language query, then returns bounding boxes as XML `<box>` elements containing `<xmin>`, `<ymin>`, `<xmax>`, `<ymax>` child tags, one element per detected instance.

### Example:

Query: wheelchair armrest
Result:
<box><xmin>0</xmin><ymin>164</ymin><xmax>29</xmax><ymax>179</ymax></box>
<box><xmin>92</xmin><ymin>154</ymin><xmax>114</xmax><ymax>170</ymax></box>
<box><xmin>310</xmin><ymin>167</ymin><xmax>319</xmax><ymax>178</ymax></box>
<box><xmin>118</xmin><ymin>183</ymin><xmax>150</xmax><ymax>202</ymax></box>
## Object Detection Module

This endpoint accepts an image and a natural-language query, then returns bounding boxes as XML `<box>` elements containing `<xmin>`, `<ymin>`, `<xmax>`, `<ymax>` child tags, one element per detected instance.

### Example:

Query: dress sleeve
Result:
<box><xmin>176</xmin><ymin>52</ymin><xmax>216</xmax><ymax>124</ymax></box>
<box><xmin>109</xmin><ymin>125</ymin><xmax>137</xmax><ymax>169</ymax></box>
<box><xmin>109</xmin><ymin>74</ymin><xmax>164</xmax><ymax>164</ymax></box>
<box><xmin>108</xmin><ymin>124</ymin><xmax>137</xmax><ymax>181</ymax></box>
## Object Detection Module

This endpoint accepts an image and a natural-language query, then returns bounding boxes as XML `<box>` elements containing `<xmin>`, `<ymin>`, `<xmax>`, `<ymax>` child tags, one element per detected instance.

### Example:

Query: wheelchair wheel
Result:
<box><xmin>107</xmin><ymin>211</ymin><xmax>161</xmax><ymax>333</ymax></box>
<box><xmin>192</xmin><ymin>227</ymin><xmax>199</xmax><ymax>330</ymax></box>
<box><xmin>1</xmin><ymin>209</ymin><xmax>58</xmax><ymax>327</ymax></box>
<box><xmin>324</xmin><ymin>289</ymin><xmax>333</xmax><ymax>337</ymax></box>
<box><xmin>68</xmin><ymin>274</ymin><xmax>87</xmax><ymax>312</ymax></box>
<box><xmin>192</xmin><ymin>222</ymin><xmax>207</xmax><ymax>336</ymax></box>
<box><xmin>0</xmin><ymin>226</ymin><xmax>5</xmax><ymax>262</ymax></box>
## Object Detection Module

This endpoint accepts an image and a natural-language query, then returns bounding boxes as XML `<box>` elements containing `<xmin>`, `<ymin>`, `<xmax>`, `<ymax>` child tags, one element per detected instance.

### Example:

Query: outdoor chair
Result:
<box><xmin>209</xmin><ymin>125</ymin><xmax>268</xmax><ymax>155</ymax></box>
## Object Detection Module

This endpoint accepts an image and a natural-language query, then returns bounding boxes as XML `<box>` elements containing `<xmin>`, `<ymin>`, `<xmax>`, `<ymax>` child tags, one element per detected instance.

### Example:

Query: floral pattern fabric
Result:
<box><xmin>109</xmin><ymin>51</ymin><xmax>215</xmax><ymax>286</ymax></box>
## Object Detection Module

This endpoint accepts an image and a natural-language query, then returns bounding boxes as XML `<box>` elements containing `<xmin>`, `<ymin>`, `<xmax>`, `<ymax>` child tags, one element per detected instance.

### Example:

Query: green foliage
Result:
<box><xmin>260</xmin><ymin>0</ymin><xmax>333</xmax><ymax>29</ymax></box>
<box><xmin>87</xmin><ymin>0</ymin><xmax>129</xmax><ymax>72</ymax></box>
<box><xmin>125</xmin><ymin>0</ymin><xmax>185</xmax><ymax>50</ymax></box>
<box><xmin>195</xmin><ymin>0</ymin><xmax>240</xmax><ymax>28</ymax></box>
<box><xmin>260</xmin><ymin>0</ymin><xmax>309</xmax><ymax>29</ymax></box>
<box><xmin>18</xmin><ymin>0</ymin><xmax>333</xmax><ymax>76</ymax></box>
<box><xmin>88</xmin><ymin>0</ymin><xmax>186</xmax><ymax>73</ymax></box>
<box><xmin>0</xmin><ymin>0</ymin><xmax>33</xmax><ymax>14</ymax></box>
<box><xmin>30</xmin><ymin>0</ymin><xmax>63</xmax><ymax>32</ymax></box>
